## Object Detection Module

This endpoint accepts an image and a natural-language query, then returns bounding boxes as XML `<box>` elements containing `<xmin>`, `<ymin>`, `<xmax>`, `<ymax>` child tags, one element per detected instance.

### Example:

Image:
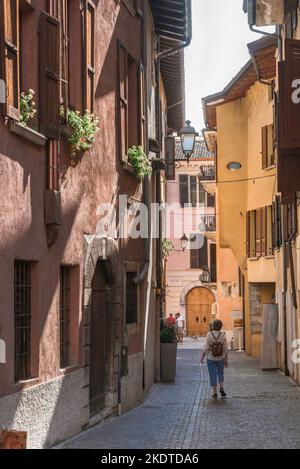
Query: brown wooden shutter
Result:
<box><xmin>190</xmin><ymin>176</ymin><xmax>197</xmax><ymax>208</ymax></box>
<box><xmin>268</xmin><ymin>124</ymin><xmax>275</xmax><ymax>166</ymax></box>
<box><xmin>261</xmin><ymin>207</ymin><xmax>266</xmax><ymax>257</ymax></box>
<box><xmin>246</xmin><ymin>211</ymin><xmax>250</xmax><ymax>258</ymax></box>
<box><xmin>0</xmin><ymin>0</ymin><xmax>20</xmax><ymax>119</ymax></box>
<box><xmin>138</xmin><ymin>62</ymin><xmax>146</xmax><ymax>148</ymax></box>
<box><xmin>262</xmin><ymin>126</ymin><xmax>268</xmax><ymax>169</ymax></box>
<box><xmin>199</xmin><ymin>237</ymin><xmax>208</xmax><ymax>269</ymax></box>
<box><xmin>266</xmin><ymin>206</ymin><xmax>273</xmax><ymax>256</ymax></box>
<box><xmin>255</xmin><ymin>209</ymin><xmax>262</xmax><ymax>258</ymax></box>
<box><xmin>279</xmin><ymin>39</ymin><xmax>300</xmax><ymax>150</ymax></box>
<box><xmin>84</xmin><ymin>0</ymin><xmax>95</xmax><ymax>113</ymax></box>
<box><xmin>179</xmin><ymin>175</ymin><xmax>189</xmax><ymax>207</ymax></box>
<box><xmin>118</xmin><ymin>41</ymin><xmax>128</xmax><ymax>161</ymax></box>
<box><xmin>190</xmin><ymin>245</ymin><xmax>199</xmax><ymax>269</ymax></box>
<box><xmin>165</xmin><ymin>136</ymin><xmax>175</xmax><ymax>180</ymax></box>
<box><xmin>40</xmin><ymin>11</ymin><xmax>60</xmax><ymax>139</ymax></box>
<box><xmin>249</xmin><ymin>210</ymin><xmax>256</xmax><ymax>258</ymax></box>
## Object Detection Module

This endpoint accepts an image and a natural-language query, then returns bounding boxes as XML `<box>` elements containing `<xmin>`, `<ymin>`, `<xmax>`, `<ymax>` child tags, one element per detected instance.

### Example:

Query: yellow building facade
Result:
<box><xmin>203</xmin><ymin>37</ymin><xmax>277</xmax><ymax>359</ymax></box>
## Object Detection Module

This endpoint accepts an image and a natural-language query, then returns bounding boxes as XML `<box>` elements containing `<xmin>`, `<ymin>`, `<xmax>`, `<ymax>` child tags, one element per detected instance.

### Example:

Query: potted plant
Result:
<box><xmin>160</xmin><ymin>326</ymin><xmax>177</xmax><ymax>383</ymax></box>
<box><xmin>127</xmin><ymin>145</ymin><xmax>152</xmax><ymax>179</ymax></box>
<box><xmin>60</xmin><ymin>107</ymin><xmax>100</xmax><ymax>158</ymax></box>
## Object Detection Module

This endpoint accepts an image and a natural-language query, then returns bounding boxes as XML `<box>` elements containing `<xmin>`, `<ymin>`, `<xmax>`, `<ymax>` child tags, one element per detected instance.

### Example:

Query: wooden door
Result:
<box><xmin>186</xmin><ymin>288</ymin><xmax>214</xmax><ymax>337</ymax></box>
<box><xmin>90</xmin><ymin>261</ymin><xmax>108</xmax><ymax>416</ymax></box>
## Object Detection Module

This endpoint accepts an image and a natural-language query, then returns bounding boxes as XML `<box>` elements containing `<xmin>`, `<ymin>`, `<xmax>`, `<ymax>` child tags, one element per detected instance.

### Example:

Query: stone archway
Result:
<box><xmin>82</xmin><ymin>235</ymin><xmax>121</xmax><ymax>421</ymax></box>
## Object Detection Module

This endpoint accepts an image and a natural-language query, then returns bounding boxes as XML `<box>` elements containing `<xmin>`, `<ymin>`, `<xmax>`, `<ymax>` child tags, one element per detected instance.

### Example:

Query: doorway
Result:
<box><xmin>186</xmin><ymin>287</ymin><xmax>215</xmax><ymax>337</ymax></box>
<box><xmin>89</xmin><ymin>260</ymin><xmax>111</xmax><ymax>416</ymax></box>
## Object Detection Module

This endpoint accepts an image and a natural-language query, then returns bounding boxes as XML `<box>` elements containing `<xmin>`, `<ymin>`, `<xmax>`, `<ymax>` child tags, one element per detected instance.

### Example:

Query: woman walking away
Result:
<box><xmin>201</xmin><ymin>320</ymin><xmax>228</xmax><ymax>400</ymax></box>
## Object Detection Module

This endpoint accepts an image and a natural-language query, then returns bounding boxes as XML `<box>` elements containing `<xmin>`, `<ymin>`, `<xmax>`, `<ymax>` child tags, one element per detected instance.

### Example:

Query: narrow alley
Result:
<box><xmin>58</xmin><ymin>340</ymin><xmax>300</xmax><ymax>450</ymax></box>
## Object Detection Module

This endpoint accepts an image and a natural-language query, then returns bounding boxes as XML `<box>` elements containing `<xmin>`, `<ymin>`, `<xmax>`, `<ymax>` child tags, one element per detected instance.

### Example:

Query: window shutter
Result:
<box><xmin>255</xmin><ymin>209</ymin><xmax>262</xmax><ymax>258</ymax></box>
<box><xmin>165</xmin><ymin>136</ymin><xmax>175</xmax><ymax>180</ymax></box>
<box><xmin>249</xmin><ymin>210</ymin><xmax>256</xmax><ymax>258</ymax></box>
<box><xmin>118</xmin><ymin>41</ymin><xmax>128</xmax><ymax>161</ymax></box>
<box><xmin>246</xmin><ymin>211</ymin><xmax>250</xmax><ymax>258</ymax></box>
<box><xmin>268</xmin><ymin>124</ymin><xmax>275</xmax><ymax>166</ymax></box>
<box><xmin>0</xmin><ymin>0</ymin><xmax>20</xmax><ymax>119</ymax></box>
<box><xmin>262</xmin><ymin>126</ymin><xmax>268</xmax><ymax>169</ymax></box>
<box><xmin>40</xmin><ymin>11</ymin><xmax>60</xmax><ymax>139</ymax></box>
<box><xmin>84</xmin><ymin>0</ymin><xmax>95</xmax><ymax>113</ymax></box>
<box><xmin>279</xmin><ymin>39</ymin><xmax>300</xmax><ymax>150</ymax></box>
<box><xmin>261</xmin><ymin>207</ymin><xmax>266</xmax><ymax>257</ymax></box>
<box><xmin>190</xmin><ymin>176</ymin><xmax>197</xmax><ymax>208</ymax></box>
<box><xmin>199</xmin><ymin>237</ymin><xmax>208</xmax><ymax>269</ymax></box>
<box><xmin>179</xmin><ymin>175</ymin><xmax>189</xmax><ymax>207</ymax></box>
<box><xmin>190</xmin><ymin>245</ymin><xmax>199</xmax><ymax>269</ymax></box>
<box><xmin>266</xmin><ymin>206</ymin><xmax>273</xmax><ymax>256</ymax></box>
<box><xmin>199</xmin><ymin>180</ymin><xmax>206</xmax><ymax>205</ymax></box>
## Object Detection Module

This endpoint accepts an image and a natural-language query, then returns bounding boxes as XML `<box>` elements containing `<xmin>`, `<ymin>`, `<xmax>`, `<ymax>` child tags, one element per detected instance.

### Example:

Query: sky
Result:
<box><xmin>185</xmin><ymin>0</ymin><xmax>272</xmax><ymax>132</ymax></box>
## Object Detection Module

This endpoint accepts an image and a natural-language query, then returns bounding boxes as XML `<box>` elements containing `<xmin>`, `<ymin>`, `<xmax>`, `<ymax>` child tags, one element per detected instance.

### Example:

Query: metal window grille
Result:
<box><xmin>14</xmin><ymin>261</ymin><xmax>31</xmax><ymax>382</ymax></box>
<box><xmin>60</xmin><ymin>266</ymin><xmax>71</xmax><ymax>368</ymax></box>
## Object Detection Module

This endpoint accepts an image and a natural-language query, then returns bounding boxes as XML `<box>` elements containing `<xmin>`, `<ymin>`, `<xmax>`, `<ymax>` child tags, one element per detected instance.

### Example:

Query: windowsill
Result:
<box><xmin>122</xmin><ymin>160</ymin><xmax>141</xmax><ymax>180</ymax></box>
<box><xmin>263</xmin><ymin>164</ymin><xmax>276</xmax><ymax>171</ymax></box>
<box><xmin>14</xmin><ymin>376</ymin><xmax>40</xmax><ymax>392</ymax></box>
<box><xmin>9</xmin><ymin>121</ymin><xmax>47</xmax><ymax>147</ymax></box>
<box><xmin>59</xmin><ymin>365</ymin><xmax>80</xmax><ymax>376</ymax></box>
<box><xmin>248</xmin><ymin>257</ymin><xmax>259</xmax><ymax>261</ymax></box>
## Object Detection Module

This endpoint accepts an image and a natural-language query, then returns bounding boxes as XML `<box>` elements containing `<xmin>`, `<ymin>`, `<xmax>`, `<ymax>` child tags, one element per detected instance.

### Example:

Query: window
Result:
<box><xmin>118</xmin><ymin>42</ymin><xmax>143</xmax><ymax>163</ymax></box>
<box><xmin>179</xmin><ymin>175</ymin><xmax>214</xmax><ymax>208</ymax></box>
<box><xmin>126</xmin><ymin>272</ymin><xmax>138</xmax><ymax>324</ymax></box>
<box><xmin>207</xmin><ymin>193</ymin><xmax>216</xmax><ymax>208</ymax></box>
<box><xmin>247</xmin><ymin>206</ymin><xmax>274</xmax><ymax>259</ymax></box>
<box><xmin>190</xmin><ymin>236</ymin><xmax>208</xmax><ymax>269</ymax></box>
<box><xmin>60</xmin><ymin>267</ymin><xmax>71</xmax><ymax>369</ymax></box>
<box><xmin>0</xmin><ymin>0</ymin><xmax>20</xmax><ymax>119</ymax></box>
<box><xmin>84</xmin><ymin>1</ymin><xmax>95</xmax><ymax>112</ymax></box>
<box><xmin>14</xmin><ymin>261</ymin><xmax>31</xmax><ymax>382</ymax></box>
<box><xmin>262</xmin><ymin>124</ymin><xmax>275</xmax><ymax>169</ymax></box>
<box><xmin>273</xmin><ymin>196</ymin><xmax>282</xmax><ymax>250</ymax></box>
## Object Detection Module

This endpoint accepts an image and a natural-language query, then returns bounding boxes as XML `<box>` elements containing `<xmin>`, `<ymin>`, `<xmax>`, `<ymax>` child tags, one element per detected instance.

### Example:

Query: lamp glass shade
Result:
<box><xmin>180</xmin><ymin>234</ymin><xmax>189</xmax><ymax>251</ymax></box>
<box><xmin>181</xmin><ymin>134</ymin><xmax>195</xmax><ymax>154</ymax></box>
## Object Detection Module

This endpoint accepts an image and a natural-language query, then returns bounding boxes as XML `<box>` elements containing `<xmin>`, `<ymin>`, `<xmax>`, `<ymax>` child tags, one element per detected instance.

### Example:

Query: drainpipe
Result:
<box><xmin>283</xmin><ymin>241</ymin><xmax>289</xmax><ymax>376</ymax></box>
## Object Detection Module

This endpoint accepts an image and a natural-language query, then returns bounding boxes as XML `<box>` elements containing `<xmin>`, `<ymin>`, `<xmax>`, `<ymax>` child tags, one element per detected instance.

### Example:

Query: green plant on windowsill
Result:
<box><xmin>160</xmin><ymin>326</ymin><xmax>177</xmax><ymax>344</ymax></box>
<box><xmin>162</xmin><ymin>239</ymin><xmax>174</xmax><ymax>258</ymax></box>
<box><xmin>61</xmin><ymin>107</ymin><xmax>100</xmax><ymax>157</ymax></box>
<box><xmin>20</xmin><ymin>89</ymin><xmax>37</xmax><ymax>127</ymax></box>
<box><xmin>127</xmin><ymin>145</ymin><xmax>152</xmax><ymax>179</ymax></box>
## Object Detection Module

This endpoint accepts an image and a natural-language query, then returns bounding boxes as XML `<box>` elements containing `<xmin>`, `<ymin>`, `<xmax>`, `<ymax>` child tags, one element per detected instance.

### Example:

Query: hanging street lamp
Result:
<box><xmin>180</xmin><ymin>234</ymin><xmax>189</xmax><ymax>252</ymax></box>
<box><xmin>179</xmin><ymin>120</ymin><xmax>198</xmax><ymax>162</ymax></box>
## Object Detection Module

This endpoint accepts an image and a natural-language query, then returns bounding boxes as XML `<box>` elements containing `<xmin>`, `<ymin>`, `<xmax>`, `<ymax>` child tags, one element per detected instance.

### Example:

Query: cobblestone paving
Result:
<box><xmin>59</xmin><ymin>341</ymin><xmax>300</xmax><ymax>449</ymax></box>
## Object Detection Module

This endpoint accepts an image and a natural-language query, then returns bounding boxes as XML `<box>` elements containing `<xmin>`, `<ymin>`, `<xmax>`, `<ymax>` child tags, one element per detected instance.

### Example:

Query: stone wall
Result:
<box><xmin>0</xmin><ymin>369</ymin><xmax>86</xmax><ymax>449</ymax></box>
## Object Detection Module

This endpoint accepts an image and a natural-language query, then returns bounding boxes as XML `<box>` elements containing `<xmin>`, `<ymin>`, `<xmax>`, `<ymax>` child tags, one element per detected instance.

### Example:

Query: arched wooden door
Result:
<box><xmin>186</xmin><ymin>288</ymin><xmax>214</xmax><ymax>337</ymax></box>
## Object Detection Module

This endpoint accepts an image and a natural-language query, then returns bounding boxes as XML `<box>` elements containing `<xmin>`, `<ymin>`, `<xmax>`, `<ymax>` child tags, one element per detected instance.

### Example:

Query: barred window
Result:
<box><xmin>14</xmin><ymin>261</ymin><xmax>31</xmax><ymax>382</ymax></box>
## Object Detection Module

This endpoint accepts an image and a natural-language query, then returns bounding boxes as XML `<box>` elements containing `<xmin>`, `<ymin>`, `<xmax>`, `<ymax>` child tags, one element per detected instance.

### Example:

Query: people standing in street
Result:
<box><xmin>200</xmin><ymin>319</ymin><xmax>228</xmax><ymax>399</ymax></box>
<box><xmin>175</xmin><ymin>313</ymin><xmax>185</xmax><ymax>343</ymax></box>
<box><xmin>165</xmin><ymin>313</ymin><xmax>176</xmax><ymax>328</ymax></box>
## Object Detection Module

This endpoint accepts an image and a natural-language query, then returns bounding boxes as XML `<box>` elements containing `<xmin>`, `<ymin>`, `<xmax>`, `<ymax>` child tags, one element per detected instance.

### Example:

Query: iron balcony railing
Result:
<box><xmin>200</xmin><ymin>266</ymin><xmax>217</xmax><ymax>284</ymax></box>
<box><xmin>199</xmin><ymin>166</ymin><xmax>216</xmax><ymax>181</ymax></box>
<box><xmin>199</xmin><ymin>215</ymin><xmax>216</xmax><ymax>232</ymax></box>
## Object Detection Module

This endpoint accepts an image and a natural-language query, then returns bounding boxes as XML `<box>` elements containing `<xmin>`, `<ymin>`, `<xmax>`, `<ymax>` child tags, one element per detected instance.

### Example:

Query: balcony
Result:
<box><xmin>199</xmin><ymin>215</ymin><xmax>216</xmax><ymax>233</ymax></box>
<box><xmin>199</xmin><ymin>166</ymin><xmax>216</xmax><ymax>181</ymax></box>
<box><xmin>200</xmin><ymin>266</ymin><xmax>217</xmax><ymax>284</ymax></box>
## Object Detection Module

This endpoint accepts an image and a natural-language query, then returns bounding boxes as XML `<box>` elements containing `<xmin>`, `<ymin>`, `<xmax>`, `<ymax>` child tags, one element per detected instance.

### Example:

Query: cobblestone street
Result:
<box><xmin>58</xmin><ymin>339</ymin><xmax>300</xmax><ymax>450</ymax></box>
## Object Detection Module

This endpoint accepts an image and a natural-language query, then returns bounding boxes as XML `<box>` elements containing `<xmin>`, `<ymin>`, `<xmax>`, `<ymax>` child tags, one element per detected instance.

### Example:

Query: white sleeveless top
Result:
<box><xmin>205</xmin><ymin>331</ymin><xmax>228</xmax><ymax>361</ymax></box>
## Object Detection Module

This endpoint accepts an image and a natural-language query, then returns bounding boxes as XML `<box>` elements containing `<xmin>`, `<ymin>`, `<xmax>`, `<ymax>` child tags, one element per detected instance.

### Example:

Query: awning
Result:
<box><xmin>150</xmin><ymin>0</ymin><xmax>191</xmax><ymax>42</ymax></box>
<box><xmin>150</xmin><ymin>0</ymin><xmax>192</xmax><ymax>132</ymax></box>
